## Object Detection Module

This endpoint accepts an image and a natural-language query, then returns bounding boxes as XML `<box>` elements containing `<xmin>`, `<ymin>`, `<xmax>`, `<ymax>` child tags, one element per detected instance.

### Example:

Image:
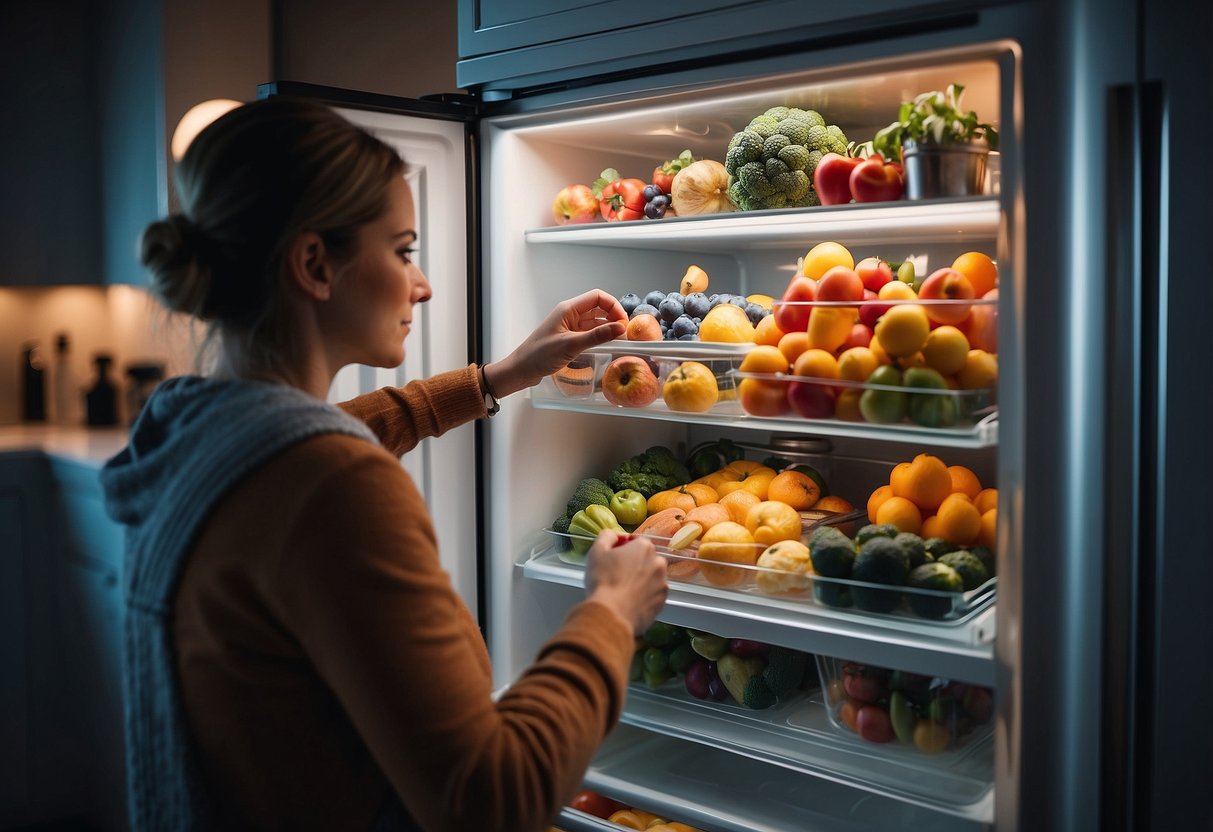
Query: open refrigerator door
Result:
<box><xmin>479</xmin><ymin>43</ymin><xmax>1015</xmax><ymax>831</ymax></box>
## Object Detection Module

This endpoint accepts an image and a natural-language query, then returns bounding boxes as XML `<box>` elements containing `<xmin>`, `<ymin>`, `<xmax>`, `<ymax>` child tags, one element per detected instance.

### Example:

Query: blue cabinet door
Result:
<box><xmin>457</xmin><ymin>0</ymin><xmax>1003</xmax><ymax>95</ymax></box>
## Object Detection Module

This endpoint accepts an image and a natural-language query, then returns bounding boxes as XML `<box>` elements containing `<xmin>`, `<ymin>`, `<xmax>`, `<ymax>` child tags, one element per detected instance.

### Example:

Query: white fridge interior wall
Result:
<box><xmin>325</xmin><ymin>107</ymin><xmax>480</xmax><ymax>617</ymax></box>
<box><xmin>482</xmin><ymin>49</ymin><xmax>1004</xmax><ymax>687</ymax></box>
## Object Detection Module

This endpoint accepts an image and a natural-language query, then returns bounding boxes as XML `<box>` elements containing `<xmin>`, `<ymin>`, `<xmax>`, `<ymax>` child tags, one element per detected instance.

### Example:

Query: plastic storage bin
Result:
<box><xmin>815</xmin><ymin>654</ymin><xmax>994</xmax><ymax>755</ymax></box>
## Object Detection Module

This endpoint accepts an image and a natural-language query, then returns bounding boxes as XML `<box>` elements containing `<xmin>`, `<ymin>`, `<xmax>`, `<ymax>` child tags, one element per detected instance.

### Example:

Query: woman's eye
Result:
<box><xmin>397</xmin><ymin>247</ymin><xmax>417</xmax><ymax>264</ymax></box>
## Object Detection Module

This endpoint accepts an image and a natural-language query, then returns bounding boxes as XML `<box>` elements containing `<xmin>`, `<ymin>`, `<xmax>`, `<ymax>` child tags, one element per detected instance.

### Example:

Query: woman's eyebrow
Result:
<box><xmin>393</xmin><ymin>229</ymin><xmax>418</xmax><ymax>243</ymax></box>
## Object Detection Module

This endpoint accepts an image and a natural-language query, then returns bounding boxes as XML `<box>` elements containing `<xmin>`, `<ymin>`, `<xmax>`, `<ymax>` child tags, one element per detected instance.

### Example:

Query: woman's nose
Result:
<box><xmin>412</xmin><ymin>266</ymin><xmax>433</xmax><ymax>304</ymax></box>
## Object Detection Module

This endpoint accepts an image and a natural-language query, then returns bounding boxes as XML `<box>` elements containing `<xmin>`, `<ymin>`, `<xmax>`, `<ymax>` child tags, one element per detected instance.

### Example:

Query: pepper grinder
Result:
<box><xmin>85</xmin><ymin>353</ymin><xmax>119</xmax><ymax>427</ymax></box>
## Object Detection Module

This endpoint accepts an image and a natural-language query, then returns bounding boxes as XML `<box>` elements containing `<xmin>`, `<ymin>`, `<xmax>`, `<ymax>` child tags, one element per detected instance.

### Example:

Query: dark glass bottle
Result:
<box><xmin>85</xmin><ymin>354</ymin><xmax>119</xmax><ymax>427</ymax></box>
<box><xmin>22</xmin><ymin>341</ymin><xmax>46</xmax><ymax>422</ymax></box>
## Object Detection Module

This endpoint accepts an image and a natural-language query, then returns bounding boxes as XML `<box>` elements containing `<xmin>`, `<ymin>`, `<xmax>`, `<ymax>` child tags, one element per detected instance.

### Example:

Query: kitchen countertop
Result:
<box><xmin>0</xmin><ymin>424</ymin><xmax>130</xmax><ymax>467</ymax></box>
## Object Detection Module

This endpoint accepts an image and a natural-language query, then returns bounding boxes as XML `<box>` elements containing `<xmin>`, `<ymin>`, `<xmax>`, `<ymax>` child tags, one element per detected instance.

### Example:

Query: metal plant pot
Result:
<box><xmin>902</xmin><ymin>138</ymin><xmax>990</xmax><ymax>200</ymax></box>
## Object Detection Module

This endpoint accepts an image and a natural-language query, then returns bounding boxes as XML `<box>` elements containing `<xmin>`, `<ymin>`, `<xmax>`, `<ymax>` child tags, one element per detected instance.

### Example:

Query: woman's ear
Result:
<box><xmin>283</xmin><ymin>231</ymin><xmax>334</xmax><ymax>301</ymax></box>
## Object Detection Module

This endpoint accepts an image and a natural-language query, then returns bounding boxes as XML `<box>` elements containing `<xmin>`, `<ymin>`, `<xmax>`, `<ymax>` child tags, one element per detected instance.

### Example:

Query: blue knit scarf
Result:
<box><xmin>100</xmin><ymin>376</ymin><xmax>402</xmax><ymax>830</ymax></box>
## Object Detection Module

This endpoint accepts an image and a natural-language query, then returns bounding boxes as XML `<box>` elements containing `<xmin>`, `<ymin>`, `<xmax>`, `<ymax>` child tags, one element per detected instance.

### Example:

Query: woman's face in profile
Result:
<box><xmin>326</xmin><ymin>176</ymin><xmax>433</xmax><ymax>369</ymax></box>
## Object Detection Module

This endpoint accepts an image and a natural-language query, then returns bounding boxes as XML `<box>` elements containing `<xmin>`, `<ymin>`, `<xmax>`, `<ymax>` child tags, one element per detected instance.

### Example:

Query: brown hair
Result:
<box><xmin>140</xmin><ymin>97</ymin><xmax>405</xmax><ymax>374</ymax></box>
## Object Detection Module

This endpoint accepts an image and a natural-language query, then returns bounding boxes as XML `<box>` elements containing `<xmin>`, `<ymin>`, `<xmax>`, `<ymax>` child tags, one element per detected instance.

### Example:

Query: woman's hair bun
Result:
<box><xmin>140</xmin><ymin>214</ymin><xmax>215</xmax><ymax>318</ymax></box>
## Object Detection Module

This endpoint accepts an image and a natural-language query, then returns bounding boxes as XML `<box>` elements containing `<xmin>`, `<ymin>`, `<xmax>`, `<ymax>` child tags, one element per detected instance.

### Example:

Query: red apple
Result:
<box><xmin>849</xmin><ymin>156</ymin><xmax>905</xmax><ymax>203</ymax></box>
<box><xmin>773</xmin><ymin>275</ymin><xmax>817</xmax><ymax>333</ymax></box>
<box><xmin>855</xmin><ymin>257</ymin><xmax>894</xmax><ymax>292</ymax></box>
<box><xmin>601</xmin><ymin>355</ymin><xmax>660</xmax><ymax>407</ymax></box>
<box><xmin>551</xmin><ymin>184</ymin><xmax>600</xmax><ymax>225</ymax></box>
<box><xmin>814</xmin><ymin>153</ymin><xmax>862</xmax><ymax>206</ymax></box>
<box><xmin>858</xmin><ymin>289</ymin><xmax>883</xmax><ymax>329</ymax></box>
<box><xmin>843</xmin><ymin>323</ymin><xmax>873</xmax><ymax>349</ymax></box>
<box><xmin>816</xmin><ymin>266</ymin><xmax>864</xmax><ymax>302</ymax></box>
<box><xmin>917</xmin><ymin>267</ymin><xmax>976</xmax><ymax>324</ymax></box>
<box><xmin>786</xmin><ymin>379</ymin><xmax>836</xmax><ymax>419</ymax></box>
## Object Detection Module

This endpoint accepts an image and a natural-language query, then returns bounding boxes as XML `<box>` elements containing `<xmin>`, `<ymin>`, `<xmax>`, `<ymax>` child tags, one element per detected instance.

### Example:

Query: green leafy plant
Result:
<box><xmin>871</xmin><ymin>84</ymin><xmax>999</xmax><ymax>161</ymax></box>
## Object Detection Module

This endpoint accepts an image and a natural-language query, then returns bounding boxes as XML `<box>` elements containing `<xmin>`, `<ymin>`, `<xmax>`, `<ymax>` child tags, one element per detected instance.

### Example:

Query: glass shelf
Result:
<box><xmin>525</xmin><ymin>198</ymin><xmax>1001</xmax><ymax>253</ymax></box>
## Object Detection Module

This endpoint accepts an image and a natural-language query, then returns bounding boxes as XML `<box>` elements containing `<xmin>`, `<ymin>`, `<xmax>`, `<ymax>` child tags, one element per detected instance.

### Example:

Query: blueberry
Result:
<box><xmin>644</xmin><ymin>290</ymin><xmax>667</xmax><ymax>308</ymax></box>
<box><xmin>744</xmin><ymin>301</ymin><xmax>768</xmax><ymax>325</ymax></box>
<box><xmin>643</xmin><ymin>184</ymin><xmax>662</xmax><ymax>201</ymax></box>
<box><xmin>678</xmin><ymin>333</ymin><xmax>698</xmax><ymax>341</ymax></box>
<box><xmin>631</xmin><ymin>302</ymin><xmax>660</xmax><ymax>319</ymax></box>
<box><xmin>619</xmin><ymin>292</ymin><xmax>642</xmax><ymax>315</ymax></box>
<box><xmin>727</xmin><ymin>295</ymin><xmax>748</xmax><ymax>308</ymax></box>
<box><xmin>671</xmin><ymin>314</ymin><xmax>699</xmax><ymax>338</ymax></box>
<box><xmin>663</xmin><ymin>327</ymin><xmax>678</xmax><ymax>340</ymax></box>
<box><xmin>658</xmin><ymin>297</ymin><xmax>685</xmax><ymax>323</ymax></box>
<box><xmin>707</xmin><ymin>293</ymin><xmax>721</xmax><ymax>308</ymax></box>
<box><xmin>683</xmin><ymin>292</ymin><xmax>710</xmax><ymax>319</ymax></box>
<box><xmin>644</xmin><ymin>201</ymin><xmax>667</xmax><ymax>219</ymax></box>
<box><xmin>665</xmin><ymin>291</ymin><xmax>685</xmax><ymax>306</ymax></box>
<box><xmin>652</xmin><ymin>194</ymin><xmax>670</xmax><ymax>207</ymax></box>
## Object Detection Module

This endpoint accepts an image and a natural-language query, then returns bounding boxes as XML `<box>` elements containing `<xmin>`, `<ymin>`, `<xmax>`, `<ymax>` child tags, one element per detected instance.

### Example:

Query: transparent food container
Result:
<box><xmin>536</xmin><ymin>340</ymin><xmax>753</xmax><ymax>416</ymax></box>
<box><xmin>544</xmin><ymin>508</ymin><xmax>992</xmax><ymax>625</ymax></box>
<box><xmin>815</xmin><ymin>655</ymin><xmax>995</xmax><ymax>757</ymax></box>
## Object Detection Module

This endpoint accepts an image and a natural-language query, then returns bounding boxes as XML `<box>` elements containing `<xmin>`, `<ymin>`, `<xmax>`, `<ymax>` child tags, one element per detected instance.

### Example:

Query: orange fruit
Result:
<box><xmin>951</xmin><ymin>251</ymin><xmax>999</xmax><ymax>298</ymax></box>
<box><xmin>685</xmin><ymin>502</ymin><xmax>730</xmax><ymax>532</ymax></box>
<box><xmin>723</xmin><ymin>460</ymin><xmax>768</xmax><ymax>475</ymax></box>
<box><xmin>754</xmin><ymin>314</ymin><xmax>786</xmax><ymax>347</ymax></box>
<box><xmin>717</xmin><ymin>470</ymin><xmax>775</xmax><ymax>500</ymax></box>
<box><xmin>777</xmin><ymin>331</ymin><xmax>812</xmax><ymax>365</ymax></box>
<box><xmin>977</xmin><ymin>507</ymin><xmax>997</xmax><ymax>550</ymax></box>
<box><xmin>699</xmin><ymin>303</ymin><xmax>757</xmax><ymax>343</ymax></box>
<box><xmin>920</xmin><ymin>513</ymin><xmax>944</xmax><ymax>539</ymax></box>
<box><xmin>682</xmin><ymin>482</ymin><xmax>720</xmax><ymax>506</ymax></box>
<box><xmin>738</xmin><ymin>378</ymin><xmax>791</xmax><ymax>417</ymax></box>
<box><xmin>801</xmin><ymin>241</ymin><xmax>855</xmax><ymax>279</ymax></box>
<box><xmin>875</xmin><ymin>495</ymin><xmax>923</xmax><ymax>534</ymax></box>
<box><xmin>647</xmin><ymin>488</ymin><xmax>697</xmax><ymax>515</ymax></box>
<box><xmin>934</xmin><ymin>493</ymin><xmax>982</xmax><ymax>546</ymax></box>
<box><xmin>958</xmin><ymin>349</ymin><xmax>998</xmax><ymax>390</ymax></box>
<box><xmin>719</xmin><ymin>489</ymin><xmax>761</xmax><ymax>525</ymax></box>
<box><xmin>922</xmin><ymin>326</ymin><xmax>971</xmax><ymax>376</ymax></box>
<box><xmin>662</xmin><ymin>361</ymin><xmax>719</xmax><ymax>412</ymax></box>
<box><xmin>815</xmin><ymin>495</ymin><xmax>855</xmax><ymax>513</ymax></box>
<box><xmin>867</xmin><ymin>484</ymin><xmax>894</xmax><ymax>524</ymax></box>
<box><xmin>836</xmin><ymin>388</ymin><xmax>864</xmax><ymax>421</ymax></box>
<box><xmin>837</xmin><ymin>346</ymin><xmax>879</xmax><ymax>382</ymax></box>
<box><xmin>791</xmin><ymin>348</ymin><xmax>840</xmax><ymax>380</ymax></box>
<box><xmin>767</xmin><ymin>470</ymin><xmax>821</xmax><ymax>510</ymax></box>
<box><xmin>947</xmin><ymin>465</ymin><xmax>983</xmax><ymax>499</ymax></box>
<box><xmin>868</xmin><ymin>333</ymin><xmax>892</xmax><ymax>365</ymax></box>
<box><xmin>890</xmin><ymin>453</ymin><xmax>953</xmax><ymax>513</ymax></box>
<box><xmin>874</xmin><ymin>304</ymin><xmax>930</xmax><ymax>357</ymax></box>
<box><xmin>738</xmin><ymin>344</ymin><xmax>791</xmax><ymax>374</ymax></box>
<box><xmin>697</xmin><ymin>521</ymin><xmax>760</xmax><ymax>586</ymax></box>
<box><xmin>974</xmin><ymin>487</ymin><xmax>999</xmax><ymax>515</ymax></box>
<box><xmin>745</xmin><ymin>500</ymin><xmax>803</xmax><ymax>545</ymax></box>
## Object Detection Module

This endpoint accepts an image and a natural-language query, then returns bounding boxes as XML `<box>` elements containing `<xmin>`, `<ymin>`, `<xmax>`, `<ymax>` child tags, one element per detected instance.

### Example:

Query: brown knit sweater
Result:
<box><xmin>171</xmin><ymin>365</ymin><xmax>633</xmax><ymax>831</ymax></box>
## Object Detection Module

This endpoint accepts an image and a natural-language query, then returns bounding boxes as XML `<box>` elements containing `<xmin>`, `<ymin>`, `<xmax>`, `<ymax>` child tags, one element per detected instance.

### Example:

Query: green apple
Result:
<box><xmin>859</xmin><ymin>365</ymin><xmax>907</xmax><ymax>424</ymax></box>
<box><xmin>904</xmin><ymin>367</ymin><xmax>958</xmax><ymax>428</ymax></box>
<box><xmin>609</xmin><ymin>489</ymin><xmax>648</xmax><ymax>526</ymax></box>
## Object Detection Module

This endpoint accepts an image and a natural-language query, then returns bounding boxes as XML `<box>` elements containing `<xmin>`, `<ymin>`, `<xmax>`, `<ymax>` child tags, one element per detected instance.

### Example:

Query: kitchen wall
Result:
<box><xmin>0</xmin><ymin>0</ymin><xmax>460</xmax><ymax>425</ymax></box>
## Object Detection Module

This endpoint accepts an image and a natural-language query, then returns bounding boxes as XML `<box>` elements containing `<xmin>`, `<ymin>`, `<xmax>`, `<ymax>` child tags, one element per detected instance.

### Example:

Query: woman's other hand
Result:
<box><xmin>583</xmin><ymin>531</ymin><xmax>668</xmax><ymax>636</ymax></box>
<box><xmin>483</xmin><ymin>290</ymin><xmax>626</xmax><ymax>398</ymax></box>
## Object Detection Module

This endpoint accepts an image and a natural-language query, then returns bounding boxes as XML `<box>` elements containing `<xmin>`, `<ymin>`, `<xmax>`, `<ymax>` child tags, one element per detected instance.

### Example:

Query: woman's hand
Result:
<box><xmin>583</xmin><ymin>530</ymin><xmax>668</xmax><ymax>636</ymax></box>
<box><xmin>483</xmin><ymin>290</ymin><xmax>626</xmax><ymax>398</ymax></box>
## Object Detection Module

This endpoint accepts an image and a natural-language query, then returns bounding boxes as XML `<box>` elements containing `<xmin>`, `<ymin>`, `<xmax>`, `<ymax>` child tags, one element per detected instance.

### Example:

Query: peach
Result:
<box><xmin>625</xmin><ymin>313</ymin><xmax>663</xmax><ymax>341</ymax></box>
<box><xmin>917</xmin><ymin>267</ymin><xmax>975</xmax><ymax>324</ymax></box>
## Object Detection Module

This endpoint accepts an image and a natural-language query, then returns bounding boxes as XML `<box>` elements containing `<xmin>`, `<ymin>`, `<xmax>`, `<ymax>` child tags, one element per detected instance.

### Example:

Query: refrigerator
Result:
<box><xmin>261</xmin><ymin>0</ymin><xmax>1213</xmax><ymax>828</ymax></box>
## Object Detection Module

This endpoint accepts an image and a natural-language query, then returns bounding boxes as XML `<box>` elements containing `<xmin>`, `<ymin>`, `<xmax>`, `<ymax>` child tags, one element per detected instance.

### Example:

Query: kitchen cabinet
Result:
<box><xmin>456</xmin><ymin>0</ymin><xmax>1006</xmax><ymax>97</ymax></box>
<box><xmin>0</xmin><ymin>449</ymin><xmax>128</xmax><ymax>831</ymax></box>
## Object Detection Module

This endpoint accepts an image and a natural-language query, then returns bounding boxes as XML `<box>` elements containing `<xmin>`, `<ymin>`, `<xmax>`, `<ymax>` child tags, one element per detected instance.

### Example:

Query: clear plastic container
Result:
<box><xmin>815</xmin><ymin>654</ymin><xmax>995</xmax><ymax>757</ymax></box>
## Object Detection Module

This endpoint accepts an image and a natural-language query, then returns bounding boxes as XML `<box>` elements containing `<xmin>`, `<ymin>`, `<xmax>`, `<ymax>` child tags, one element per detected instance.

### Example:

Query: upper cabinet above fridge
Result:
<box><xmin>456</xmin><ymin>0</ymin><xmax>1011</xmax><ymax>98</ymax></box>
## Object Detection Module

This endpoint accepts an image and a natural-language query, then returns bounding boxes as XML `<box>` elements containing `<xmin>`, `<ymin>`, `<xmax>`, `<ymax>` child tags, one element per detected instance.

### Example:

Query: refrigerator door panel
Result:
<box><xmin>295</xmin><ymin>102</ymin><xmax>481</xmax><ymax>618</ymax></box>
<box><xmin>1138</xmin><ymin>0</ymin><xmax>1213</xmax><ymax>828</ymax></box>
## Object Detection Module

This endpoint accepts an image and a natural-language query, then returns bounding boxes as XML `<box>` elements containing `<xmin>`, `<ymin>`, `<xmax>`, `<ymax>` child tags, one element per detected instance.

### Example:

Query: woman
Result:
<box><xmin>100</xmin><ymin>98</ymin><xmax>668</xmax><ymax>832</ymax></box>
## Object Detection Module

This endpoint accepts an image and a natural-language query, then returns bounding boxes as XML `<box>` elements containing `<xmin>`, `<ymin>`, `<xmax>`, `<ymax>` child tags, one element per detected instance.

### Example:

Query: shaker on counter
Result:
<box><xmin>85</xmin><ymin>353</ymin><xmax>119</xmax><ymax>427</ymax></box>
<box><xmin>125</xmin><ymin>362</ymin><xmax>165</xmax><ymax>424</ymax></box>
<box><xmin>53</xmin><ymin>332</ymin><xmax>82</xmax><ymax>425</ymax></box>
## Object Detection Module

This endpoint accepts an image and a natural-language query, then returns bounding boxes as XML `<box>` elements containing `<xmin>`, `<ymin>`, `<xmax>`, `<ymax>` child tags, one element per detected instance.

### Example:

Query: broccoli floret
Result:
<box><xmin>605</xmin><ymin>446</ymin><xmax>691</xmax><ymax>497</ymax></box>
<box><xmin>742</xmin><ymin>675</ymin><xmax>778</xmax><ymax>709</ymax></box>
<box><xmin>726</xmin><ymin>107</ymin><xmax>848</xmax><ymax>211</ymax></box>
<box><xmin>565</xmin><ymin>477</ymin><xmax>614</xmax><ymax>517</ymax></box>
<box><xmin>762</xmin><ymin>646</ymin><xmax>810</xmax><ymax>697</ymax></box>
<box><xmin>550</xmin><ymin>512</ymin><xmax>572</xmax><ymax>552</ymax></box>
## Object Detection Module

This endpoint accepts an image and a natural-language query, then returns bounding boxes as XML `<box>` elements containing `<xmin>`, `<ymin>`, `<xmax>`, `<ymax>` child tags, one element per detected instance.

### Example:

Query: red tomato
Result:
<box><xmin>569</xmin><ymin>790</ymin><xmax>625</xmax><ymax>819</ymax></box>
<box><xmin>598</xmin><ymin>177</ymin><xmax>647</xmax><ymax>222</ymax></box>
<box><xmin>652</xmin><ymin>167</ymin><xmax>676</xmax><ymax>194</ymax></box>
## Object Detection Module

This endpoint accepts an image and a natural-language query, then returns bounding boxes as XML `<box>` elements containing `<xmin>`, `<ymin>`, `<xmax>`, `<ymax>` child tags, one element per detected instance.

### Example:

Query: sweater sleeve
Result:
<box><xmin>337</xmin><ymin>365</ymin><xmax>486</xmax><ymax>456</ymax></box>
<box><xmin>270</xmin><ymin>452</ymin><xmax>634</xmax><ymax>832</ymax></box>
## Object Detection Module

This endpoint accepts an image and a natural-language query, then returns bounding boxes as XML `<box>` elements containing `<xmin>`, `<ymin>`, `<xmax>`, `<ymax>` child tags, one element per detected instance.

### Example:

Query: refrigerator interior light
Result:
<box><xmin>171</xmin><ymin>98</ymin><xmax>244</xmax><ymax>161</ymax></box>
